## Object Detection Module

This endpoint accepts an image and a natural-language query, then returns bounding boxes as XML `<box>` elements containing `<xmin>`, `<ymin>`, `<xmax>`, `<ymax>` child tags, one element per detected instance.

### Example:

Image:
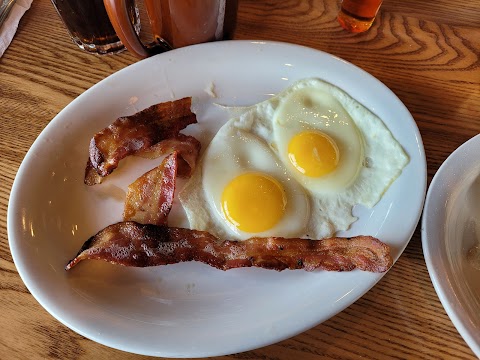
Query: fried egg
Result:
<box><xmin>180</xmin><ymin>119</ymin><xmax>309</xmax><ymax>241</ymax></box>
<box><xmin>180</xmin><ymin>78</ymin><xmax>409</xmax><ymax>240</ymax></box>
<box><xmin>273</xmin><ymin>86</ymin><xmax>364</xmax><ymax>193</ymax></box>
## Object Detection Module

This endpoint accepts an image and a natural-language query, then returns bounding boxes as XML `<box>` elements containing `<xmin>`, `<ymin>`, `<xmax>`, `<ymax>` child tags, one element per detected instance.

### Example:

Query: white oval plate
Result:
<box><xmin>8</xmin><ymin>41</ymin><xmax>426</xmax><ymax>357</ymax></box>
<box><xmin>422</xmin><ymin>134</ymin><xmax>480</xmax><ymax>358</ymax></box>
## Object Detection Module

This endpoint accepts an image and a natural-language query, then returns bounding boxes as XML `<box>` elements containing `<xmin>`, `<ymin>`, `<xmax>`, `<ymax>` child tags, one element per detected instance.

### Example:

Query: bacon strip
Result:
<box><xmin>65</xmin><ymin>222</ymin><xmax>393</xmax><ymax>273</ymax></box>
<box><xmin>85</xmin><ymin>97</ymin><xmax>196</xmax><ymax>185</ymax></box>
<box><xmin>136</xmin><ymin>134</ymin><xmax>201</xmax><ymax>178</ymax></box>
<box><xmin>123</xmin><ymin>152</ymin><xmax>178</xmax><ymax>226</ymax></box>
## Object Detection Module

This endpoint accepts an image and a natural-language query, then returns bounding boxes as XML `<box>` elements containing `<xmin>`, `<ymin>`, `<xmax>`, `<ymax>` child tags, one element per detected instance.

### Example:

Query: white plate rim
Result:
<box><xmin>7</xmin><ymin>40</ymin><xmax>427</xmax><ymax>357</ymax></box>
<box><xmin>421</xmin><ymin>133</ymin><xmax>480</xmax><ymax>358</ymax></box>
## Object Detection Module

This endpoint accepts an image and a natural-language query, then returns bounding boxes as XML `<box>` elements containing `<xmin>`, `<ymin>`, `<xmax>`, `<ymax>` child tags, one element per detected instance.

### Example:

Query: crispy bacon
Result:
<box><xmin>136</xmin><ymin>134</ymin><xmax>201</xmax><ymax>178</ymax></box>
<box><xmin>85</xmin><ymin>97</ymin><xmax>196</xmax><ymax>185</ymax></box>
<box><xmin>123</xmin><ymin>152</ymin><xmax>178</xmax><ymax>226</ymax></box>
<box><xmin>65</xmin><ymin>222</ymin><xmax>393</xmax><ymax>272</ymax></box>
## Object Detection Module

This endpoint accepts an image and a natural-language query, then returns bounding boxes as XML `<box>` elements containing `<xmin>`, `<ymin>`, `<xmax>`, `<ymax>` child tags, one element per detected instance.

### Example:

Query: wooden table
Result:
<box><xmin>1</xmin><ymin>0</ymin><xmax>479</xmax><ymax>359</ymax></box>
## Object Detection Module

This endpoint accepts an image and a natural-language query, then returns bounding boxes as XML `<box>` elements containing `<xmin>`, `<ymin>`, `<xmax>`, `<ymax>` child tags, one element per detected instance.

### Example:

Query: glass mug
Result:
<box><xmin>104</xmin><ymin>0</ymin><xmax>239</xmax><ymax>58</ymax></box>
<box><xmin>51</xmin><ymin>0</ymin><xmax>139</xmax><ymax>55</ymax></box>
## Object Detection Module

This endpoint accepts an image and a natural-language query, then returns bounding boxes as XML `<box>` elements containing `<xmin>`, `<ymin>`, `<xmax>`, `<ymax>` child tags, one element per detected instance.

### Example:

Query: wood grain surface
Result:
<box><xmin>1</xmin><ymin>0</ymin><xmax>479</xmax><ymax>359</ymax></box>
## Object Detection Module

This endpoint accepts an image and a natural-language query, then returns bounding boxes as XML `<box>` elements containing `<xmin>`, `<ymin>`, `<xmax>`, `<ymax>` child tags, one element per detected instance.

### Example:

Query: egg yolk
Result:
<box><xmin>288</xmin><ymin>131</ymin><xmax>339</xmax><ymax>177</ymax></box>
<box><xmin>222</xmin><ymin>173</ymin><xmax>287</xmax><ymax>233</ymax></box>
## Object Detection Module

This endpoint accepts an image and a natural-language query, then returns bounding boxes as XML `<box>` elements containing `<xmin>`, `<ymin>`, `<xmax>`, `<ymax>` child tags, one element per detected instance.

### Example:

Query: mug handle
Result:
<box><xmin>103</xmin><ymin>0</ymin><xmax>172</xmax><ymax>59</ymax></box>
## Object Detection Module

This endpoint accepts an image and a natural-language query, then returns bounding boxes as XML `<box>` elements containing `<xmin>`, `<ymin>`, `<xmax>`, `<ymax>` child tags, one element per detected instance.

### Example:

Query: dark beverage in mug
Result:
<box><xmin>51</xmin><ymin>0</ymin><xmax>139</xmax><ymax>54</ymax></box>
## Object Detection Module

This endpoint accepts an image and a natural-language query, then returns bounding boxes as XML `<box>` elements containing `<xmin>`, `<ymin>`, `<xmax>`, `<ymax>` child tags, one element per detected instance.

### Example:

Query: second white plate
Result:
<box><xmin>422</xmin><ymin>134</ymin><xmax>480</xmax><ymax>358</ymax></box>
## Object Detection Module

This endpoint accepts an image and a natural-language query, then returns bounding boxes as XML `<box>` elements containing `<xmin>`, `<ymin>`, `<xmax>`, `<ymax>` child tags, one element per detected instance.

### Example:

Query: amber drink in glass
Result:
<box><xmin>338</xmin><ymin>0</ymin><xmax>383</xmax><ymax>33</ymax></box>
